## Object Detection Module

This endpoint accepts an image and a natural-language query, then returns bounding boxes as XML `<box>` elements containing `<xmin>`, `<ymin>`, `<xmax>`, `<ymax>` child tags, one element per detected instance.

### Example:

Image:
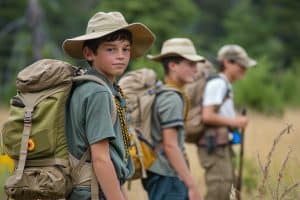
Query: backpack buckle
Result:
<box><xmin>24</xmin><ymin>111</ymin><xmax>33</xmax><ymax>125</ymax></box>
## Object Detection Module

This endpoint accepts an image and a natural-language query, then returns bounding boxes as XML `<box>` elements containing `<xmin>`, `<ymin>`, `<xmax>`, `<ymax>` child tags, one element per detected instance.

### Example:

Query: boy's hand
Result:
<box><xmin>188</xmin><ymin>183</ymin><xmax>203</xmax><ymax>200</ymax></box>
<box><xmin>233</xmin><ymin>115</ymin><xmax>248</xmax><ymax>129</ymax></box>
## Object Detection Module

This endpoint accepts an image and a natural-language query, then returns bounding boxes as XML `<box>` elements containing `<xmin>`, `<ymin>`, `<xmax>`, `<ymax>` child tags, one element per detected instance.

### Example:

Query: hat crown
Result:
<box><xmin>218</xmin><ymin>45</ymin><xmax>247</xmax><ymax>59</ymax></box>
<box><xmin>147</xmin><ymin>38</ymin><xmax>205</xmax><ymax>62</ymax></box>
<box><xmin>62</xmin><ymin>11</ymin><xmax>155</xmax><ymax>59</ymax></box>
<box><xmin>161</xmin><ymin>38</ymin><xmax>197</xmax><ymax>55</ymax></box>
<box><xmin>217</xmin><ymin>44</ymin><xmax>256</xmax><ymax>67</ymax></box>
<box><xmin>86</xmin><ymin>12</ymin><xmax>128</xmax><ymax>34</ymax></box>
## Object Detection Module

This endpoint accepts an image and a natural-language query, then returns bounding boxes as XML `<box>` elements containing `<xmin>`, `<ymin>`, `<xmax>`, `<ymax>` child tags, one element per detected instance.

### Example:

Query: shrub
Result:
<box><xmin>234</xmin><ymin>56</ymin><xmax>284</xmax><ymax>115</ymax></box>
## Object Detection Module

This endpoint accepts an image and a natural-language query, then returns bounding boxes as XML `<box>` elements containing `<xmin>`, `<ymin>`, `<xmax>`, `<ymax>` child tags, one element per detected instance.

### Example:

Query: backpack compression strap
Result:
<box><xmin>70</xmin><ymin>149</ymin><xmax>99</xmax><ymax>200</ymax></box>
<box><xmin>14</xmin><ymin>87</ymin><xmax>68</xmax><ymax>181</ymax></box>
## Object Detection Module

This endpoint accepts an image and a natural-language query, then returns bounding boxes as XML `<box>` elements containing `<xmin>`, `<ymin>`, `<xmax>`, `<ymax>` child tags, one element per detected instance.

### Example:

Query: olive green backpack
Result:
<box><xmin>1</xmin><ymin>59</ymin><xmax>116</xmax><ymax>200</ymax></box>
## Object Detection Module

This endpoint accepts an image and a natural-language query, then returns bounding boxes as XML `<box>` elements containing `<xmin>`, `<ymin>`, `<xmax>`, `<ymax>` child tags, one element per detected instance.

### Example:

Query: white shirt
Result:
<box><xmin>202</xmin><ymin>73</ymin><xmax>236</xmax><ymax>118</ymax></box>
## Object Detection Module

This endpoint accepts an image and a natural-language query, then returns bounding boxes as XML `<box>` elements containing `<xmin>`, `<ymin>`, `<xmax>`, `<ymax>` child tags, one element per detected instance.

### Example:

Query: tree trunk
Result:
<box><xmin>26</xmin><ymin>0</ymin><xmax>44</xmax><ymax>61</ymax></box>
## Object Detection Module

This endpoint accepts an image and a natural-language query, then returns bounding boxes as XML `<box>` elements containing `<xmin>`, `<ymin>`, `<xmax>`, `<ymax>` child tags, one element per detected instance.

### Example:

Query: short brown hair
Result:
<box><xmin>83</xmin><ymin>29</ymin><xmax>132</xmax><ymax>66</ymax></box>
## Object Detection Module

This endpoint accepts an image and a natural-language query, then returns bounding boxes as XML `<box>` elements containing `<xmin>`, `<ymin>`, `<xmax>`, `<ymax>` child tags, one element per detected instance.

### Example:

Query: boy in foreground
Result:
<box><xmin>62</xmin><ymin>11</ymin><xmax>155</xmax><ymax>200</ymax></box>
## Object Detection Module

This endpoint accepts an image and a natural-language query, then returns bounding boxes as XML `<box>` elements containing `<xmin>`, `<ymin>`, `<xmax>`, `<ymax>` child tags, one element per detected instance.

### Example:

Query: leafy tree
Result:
<box><xmin>0</xmin><ymin>0</ymin><xmax>28</xmax><ymax>102</ymax></box>
<box><xmin>97</xmin><ymin>0</ymin><xmax>199</xmax><ymax>78</ymax></box>
<box><xmin>0</xmin><ymin>0</ymin><xmax>299</xmax><ymax>112</ymax></box>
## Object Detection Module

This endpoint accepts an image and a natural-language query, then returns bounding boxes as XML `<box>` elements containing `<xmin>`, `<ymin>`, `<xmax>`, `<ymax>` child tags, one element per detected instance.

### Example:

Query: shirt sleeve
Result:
<box><xmin>84</xmin><ymin>90</ymin><xmax>116</xmax><ymax>145</ymax></box>
<box><xmin>203</xmin><ymin>78</ymin><xmax>227</xmax><ymax>106</ymax></box>
<box><xmin>156</xmin><ymin>91</ymin><xmax>184</xmax><ymax>129</ymax></box>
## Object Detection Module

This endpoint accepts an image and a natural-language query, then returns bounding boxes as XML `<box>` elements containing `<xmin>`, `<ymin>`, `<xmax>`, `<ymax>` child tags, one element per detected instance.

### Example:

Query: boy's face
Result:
<box><xmin>171</xmin><ymin>59</ymin><xmax>198</xmax><ymax>85</ymax></box>
<box><xmin>84</xmin><ymin>39</ymin><xmax>131</xmax><ymax>81</ymax></box>
<box><xmin>224</xmin><ymin>59</ymin><xmax>247</xmax><ymax>81</ymax></box>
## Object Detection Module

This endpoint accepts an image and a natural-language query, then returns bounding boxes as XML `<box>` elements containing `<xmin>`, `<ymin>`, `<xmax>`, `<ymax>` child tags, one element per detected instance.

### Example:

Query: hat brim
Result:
<box><xmin>246</xmin><ymin>58</ymin><xmax>257</xmax><ymax>68</ymax></box>
<box><xmin>62</xmin><ymin>23</ymin><xmax>155</xmax><ymax>59</ymax></box>
<box><xmin>147</xmin><ymin>52</ymin><xmax>205</xmax><ymax>62</ymax></box>
<box><xmin>237</xmin><ymin>57</ymin><xmax>257</xmax><ymax>68</ymax></box>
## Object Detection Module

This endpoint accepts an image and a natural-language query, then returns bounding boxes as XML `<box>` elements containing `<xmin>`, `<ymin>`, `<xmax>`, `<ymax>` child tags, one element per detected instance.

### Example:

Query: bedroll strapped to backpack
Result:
<box><xmin>118</xmin><ymin>68</ymin><xmax>185</xmax><ymax>180</ymax></box>
<box><xmin>1</xmin><ymin>59</ymin><xmax>116</xmax><ymax>200</ymax></box>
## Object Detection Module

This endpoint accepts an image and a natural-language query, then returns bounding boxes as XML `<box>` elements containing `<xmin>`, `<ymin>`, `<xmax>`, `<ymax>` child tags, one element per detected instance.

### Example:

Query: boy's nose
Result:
<box><xmin>117</xmin><ymin>50</ymin><xmax>126</xmax><ymax>58</ymax></box>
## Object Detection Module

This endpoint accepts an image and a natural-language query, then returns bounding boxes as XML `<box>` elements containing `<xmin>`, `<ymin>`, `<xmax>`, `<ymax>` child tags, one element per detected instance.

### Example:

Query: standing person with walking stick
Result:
<box><xmin>197</xmin><ymin>44</ymin><xmax>256</xmax><ymax>200</ymax></box>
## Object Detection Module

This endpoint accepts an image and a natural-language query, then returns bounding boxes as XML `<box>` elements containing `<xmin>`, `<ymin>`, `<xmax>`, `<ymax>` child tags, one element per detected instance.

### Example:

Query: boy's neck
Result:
<box><xmin>92</xmin><ymin>67</ymin><xmax>116</xmax><ymax>83</ymax></box>
<box><xmin>222</xmin><ymin>71</ymin><xmax>234</xmax><ymax>83</ymax></box>
<box><xmin>164</xmin><ymin>76</ymin><xmax>184</xmax><ymax>89</ymax></box>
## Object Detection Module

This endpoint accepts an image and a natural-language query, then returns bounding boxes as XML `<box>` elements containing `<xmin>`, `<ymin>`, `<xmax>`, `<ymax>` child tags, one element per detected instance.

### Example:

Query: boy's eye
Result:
<box><xmin>107</xmin><ymin>48</ymin><xmax>115</xmax><ymax>52</ymax></box>
<box><xmin>123</xmin><ymin>47</ymin><xmax>131</xmax><ymax>52</ymax></box>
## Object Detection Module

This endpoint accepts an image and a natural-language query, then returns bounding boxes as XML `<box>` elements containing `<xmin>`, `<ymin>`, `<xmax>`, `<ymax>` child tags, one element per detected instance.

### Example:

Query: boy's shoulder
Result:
<box><xmin>206</xmin><ymin>76</ymin><xmax>228</xmax><ymax>90</ymax></box>
<box><xmin>74</xmin><ymin>81</ymin><xmax>112</xmax><ymax>95</ymax></box>
<box><xmin>156</xmin><ymin>89</ymin><xmax>183</xmax><ymax>106</ymax></box>
<box><xmin>157</xmin><ymin>84</ymin><xmax>181</xmax><ymax>95</ymax></box>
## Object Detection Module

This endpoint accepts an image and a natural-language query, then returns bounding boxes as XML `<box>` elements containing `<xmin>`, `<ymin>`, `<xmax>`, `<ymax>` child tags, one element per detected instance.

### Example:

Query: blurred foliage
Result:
<box><xmin>234</xmin><ymin>57</ymin><xmax>284</xmax><ymax>115</ymax></box>
<box><xmin>0</xmin><ymin>0</ymin><xmax>299</xmax><ymax>114</ymax></box>
<box><xmin>243</xmin><ymin>158</ymin><xmax>259</xmax><ymax>196</ymax></box>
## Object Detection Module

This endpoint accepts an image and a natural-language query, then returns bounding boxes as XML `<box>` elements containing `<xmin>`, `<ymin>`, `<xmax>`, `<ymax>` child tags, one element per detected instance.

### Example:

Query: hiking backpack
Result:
<box><xmin>0</xmin><ymin>59</ymin><xmax>116</xmax><ymax>200</ymax></box>
<box><xmin>118</xmin><ymin>68</ymin><xmax>158</xmax><ymax>179</ymax></box>
<box><xmin>184</xmin><ymin>61</ymin><xmax>232</xmax><ymax>144</ymax></box>
<box><xmin>118</xmin><ymin>68</ymin><xmax>185</xmax><ymax>180</ymax></box>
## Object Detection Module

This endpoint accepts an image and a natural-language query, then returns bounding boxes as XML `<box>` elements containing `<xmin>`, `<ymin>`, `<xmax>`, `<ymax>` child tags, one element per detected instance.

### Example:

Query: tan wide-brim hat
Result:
<box><xmin>217</xmin><ymin>44</ymin><xmax>257</xmax><ymax>68</ymax></box>
<box><xmin>147</xmin><ymin>38</ymin><xmax>205</xmax><ymax>62</ymax></box>
<box><xmin>62</xmin><ymin>11</ymin><xmax>155</xmax><ymax>59</ymax></box>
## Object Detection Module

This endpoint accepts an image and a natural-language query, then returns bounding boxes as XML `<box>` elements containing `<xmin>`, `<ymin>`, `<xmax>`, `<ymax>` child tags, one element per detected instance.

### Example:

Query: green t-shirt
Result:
<box><xmin>148</xmin><ymin>90</ymin><xmax>186</xmax><ymax>176</ymax></box>
<box><xmin>65</xmin><ymin>68</ymin><xmax>134</xmax><ymax>199</ymax></box>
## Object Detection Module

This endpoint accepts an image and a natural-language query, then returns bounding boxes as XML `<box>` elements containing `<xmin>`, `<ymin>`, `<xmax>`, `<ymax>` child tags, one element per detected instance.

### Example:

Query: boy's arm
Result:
<box><xmin>90</xmin><ymin>139</ymin><xmax>125</xmax><ymax>200</ymax></box>
<box><xmin>162</xmin><ymin>128</ymin><xmax>202</xmax><ymax>200</ymax></box>
<box><xmin>121</xmin><ymin>184</ymin><xmax>128</xmax><ymax>200</ymax></box>
<box><xmin>202</xmin><ymin>105</ymin><xmax>248</xmax><ymax>128</ymax></box>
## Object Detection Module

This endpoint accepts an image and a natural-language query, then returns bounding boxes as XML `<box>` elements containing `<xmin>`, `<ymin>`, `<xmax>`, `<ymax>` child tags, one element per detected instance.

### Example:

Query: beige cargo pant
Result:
<box><xmin>198</xmin><ymin>145</ymin><xmax>235</xmax><ymax>200</ymax></box>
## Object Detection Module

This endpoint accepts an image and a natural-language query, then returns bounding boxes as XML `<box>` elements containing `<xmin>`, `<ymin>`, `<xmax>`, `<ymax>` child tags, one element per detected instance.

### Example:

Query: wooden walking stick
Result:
<box><xmin>236</xmin><ymin>108</ymin><xmax>247</xmax><ymax>200</ymax></box>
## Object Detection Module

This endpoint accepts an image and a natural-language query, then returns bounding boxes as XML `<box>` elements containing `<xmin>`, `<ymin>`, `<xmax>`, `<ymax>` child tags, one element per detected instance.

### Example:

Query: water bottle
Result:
<box><xmin>229</xmin><ymin>129</ymin><xmax>241</xmax><ymax>144</ymax></box>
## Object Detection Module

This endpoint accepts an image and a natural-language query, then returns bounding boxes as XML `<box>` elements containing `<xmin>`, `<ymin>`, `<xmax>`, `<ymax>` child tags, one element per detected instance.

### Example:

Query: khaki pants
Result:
<box><xmin>198</xmin><ymin>145</ymin><xmax>235</xmax><ymax>200</ymax></box>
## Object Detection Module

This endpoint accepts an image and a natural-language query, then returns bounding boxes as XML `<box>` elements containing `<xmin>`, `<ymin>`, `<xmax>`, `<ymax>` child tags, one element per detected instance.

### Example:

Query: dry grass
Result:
<box><xmin>127</xmin><ymin>109</ymin><xmax>300</xmax><ymax>199</ymax></box>
<box><xmin>1</xmin><ymin>107</ymin><xmax>299</xmax><ymax>199</ymax></box>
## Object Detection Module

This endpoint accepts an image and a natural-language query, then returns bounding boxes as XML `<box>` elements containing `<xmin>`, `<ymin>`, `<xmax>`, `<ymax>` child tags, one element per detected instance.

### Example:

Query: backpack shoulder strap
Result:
<box><xmin>72</xmin><ymin>74</ymin><xmax>117</xmax><ymax>125</ymax></box>
<box><xmin>206</xmin><ymin>74</ymin><xmax>231</xmax><ymax>107</ymax></box>
<box><xmin>157</xmin><ymin>85</ymin><xmax>183</xmax><ymax>96</ymax></box>
<box><xmin>157</xmin><ymin>85</ymin><xmax>188</xmax><ymax>120</ymax></box>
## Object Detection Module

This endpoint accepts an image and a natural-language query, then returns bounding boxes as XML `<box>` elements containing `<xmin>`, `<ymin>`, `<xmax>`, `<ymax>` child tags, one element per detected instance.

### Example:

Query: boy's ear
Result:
<box><xmin>82</xmin><ymin>46</ymin><xmax>94</xmax><ymax>61</ymax></box>
<box><xmin>168</xmin><ymin>61</ymin><xmax>177</xmax><ymax>72</ymax></box>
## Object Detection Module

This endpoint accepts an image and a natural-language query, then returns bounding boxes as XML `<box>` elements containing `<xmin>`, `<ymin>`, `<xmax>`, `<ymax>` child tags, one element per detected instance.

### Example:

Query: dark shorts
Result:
<box><xmin>142</xmin><ymin>171</ymin><xmax>188</xmax><ymax>200</ymax></box>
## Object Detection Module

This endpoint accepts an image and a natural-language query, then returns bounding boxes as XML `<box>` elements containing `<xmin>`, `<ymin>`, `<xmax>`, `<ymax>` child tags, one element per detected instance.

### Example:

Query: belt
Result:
<box><xmin>198</xmin><ymin>143</ymin><xmax>230</xmax><ymax>148</ymax></box>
